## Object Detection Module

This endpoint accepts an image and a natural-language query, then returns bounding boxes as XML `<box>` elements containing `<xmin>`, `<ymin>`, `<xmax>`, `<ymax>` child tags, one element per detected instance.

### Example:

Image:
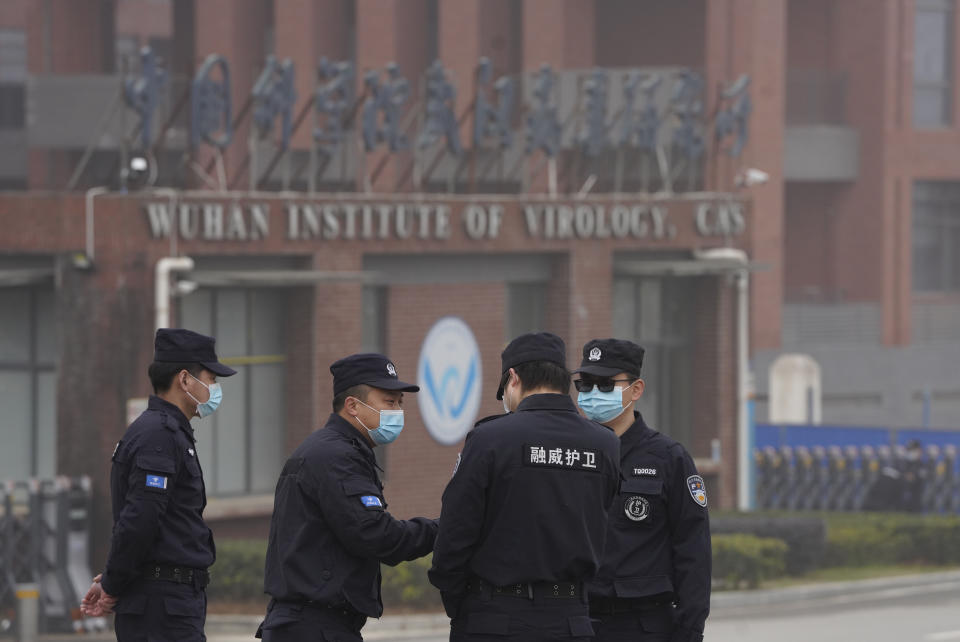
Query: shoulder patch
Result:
<box><xmin>360</xmin><ymin>495</ymin><xmax>383</xmax><ymax>508</ymax></box>
<box><xmin>687</xmin><ymin>475</ymin><xmax>708</xmax><ymax>507</ymax></box>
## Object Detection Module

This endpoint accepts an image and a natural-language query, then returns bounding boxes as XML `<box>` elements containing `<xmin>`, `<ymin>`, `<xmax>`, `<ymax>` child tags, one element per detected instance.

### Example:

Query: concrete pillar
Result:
<box><xmin>193</xmin><ymin>0</ymin><xmax>270</xmax><ymax>189</ymax></box>
<box><xmin>522</xmin><ymin>0</ymin><xmax>595</xmax><ymax>71</ymax></box>
<box><xmin>274</xmin><ymin>0</ymin><xmax>353</xmax><ymax>151</ymax></box>
<box><xmin>566</xmin><ymin>246</ymin><xmax>612</xmax><ymax>370</ymax></box>
<box><xmin>438</xmin><ymin>0</ymin><xmax>518</xmax><ymax>151</ymax></box>
<box><xmin>355</xmin><ymin>0</ymin><xmax>431</xmax><ymax>192</ymax></box>
<box><xmin>705</xmin><ymin>0</ymin><xmax>786</xmax><ymax>352</ymax></box>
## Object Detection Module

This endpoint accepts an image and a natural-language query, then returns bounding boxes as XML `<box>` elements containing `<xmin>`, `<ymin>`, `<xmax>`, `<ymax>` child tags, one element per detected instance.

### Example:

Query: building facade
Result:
<box><xmin>1</xmin><ymin>0</ymin><xmax>959</xmax><ymax>555</ymax></box>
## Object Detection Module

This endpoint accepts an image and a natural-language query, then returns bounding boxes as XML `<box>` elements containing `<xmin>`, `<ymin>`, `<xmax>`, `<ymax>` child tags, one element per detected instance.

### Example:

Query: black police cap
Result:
<box><xmin>496</xmin><ymin>332</ymin><xmax>566</xmax><ymax>400</ymax></box>
<box><xmin>153</xmin><ymin>328</ymin><xmax>237</xmax><ymax>377</ymax></box>
<box><xmin>330</xmin><ymin>353</ymin><xmax>419</xmax><ymax>397</ymax></box>
<box><xmin>573</xmin><ymin>338</ymin><xmax>644</xmax><ymax>378</ymax></box>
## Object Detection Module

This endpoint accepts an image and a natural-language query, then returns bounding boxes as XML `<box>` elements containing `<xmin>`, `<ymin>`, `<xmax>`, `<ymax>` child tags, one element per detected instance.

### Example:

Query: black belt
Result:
<box><xmin>589</xmin><ymin>596</ymin><xmax>672</xmax><ymax>615</ymax></box>
<box><xmin>272</xmin><ymin>599</ymin><xmax>366</xmax><ymax>629</ymax></box>
<box><xmin>142</xmin><ymin>564</ymin><xmax>210</xmax><ymax>589</ymax></box>
<box><xmin>466</xmin><ymin>578</ymin><xmax>582</xmax><ymax>599</ymax></box>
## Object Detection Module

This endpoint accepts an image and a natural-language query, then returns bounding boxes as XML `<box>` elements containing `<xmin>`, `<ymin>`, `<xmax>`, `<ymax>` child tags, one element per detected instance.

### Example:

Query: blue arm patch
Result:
<box><xmin>360</xmin><ymin>495</ymin><xmax>383</xmax><ymax>508</ymax></box>
<box><xmin>146</xmin><ymin>475</ymin><xmax>168</xmax><ymax>490</ymax></box>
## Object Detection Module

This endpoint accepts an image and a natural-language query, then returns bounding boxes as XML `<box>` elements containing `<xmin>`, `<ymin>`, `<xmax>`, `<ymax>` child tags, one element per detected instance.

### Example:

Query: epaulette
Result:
<box><xmin>474</xmin><ymin>413</ymin><xmax>507</xmax><ymax>428</ymax></box>
<box><xmin>161</xmin><ymin>412</ymin><xmax>180</xmax><ymax>432</ymax></box>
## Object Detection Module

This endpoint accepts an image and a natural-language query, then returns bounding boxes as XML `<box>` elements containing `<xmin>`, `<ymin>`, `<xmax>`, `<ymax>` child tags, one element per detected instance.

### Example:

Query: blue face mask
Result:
<box><xmin>187</xmin><ymin>373</ymin><xmax>222</xmax><ymax>418</ymax></box>
<box><xmin>356</xmin><ymin>400</ymin><xmax>404</xmax><ymax>445</ymax></box>
<box><xmin>578</xmin><ymin>386</ymin><xmax>628</xmax><ymax>424</ymax></box>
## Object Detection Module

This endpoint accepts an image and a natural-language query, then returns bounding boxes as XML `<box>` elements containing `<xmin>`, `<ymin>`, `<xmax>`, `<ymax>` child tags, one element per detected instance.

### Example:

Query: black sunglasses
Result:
<box><xmin>574</xmin><ymin>378</ymin><xmax>637</xmax><ymax>393</ymax></box>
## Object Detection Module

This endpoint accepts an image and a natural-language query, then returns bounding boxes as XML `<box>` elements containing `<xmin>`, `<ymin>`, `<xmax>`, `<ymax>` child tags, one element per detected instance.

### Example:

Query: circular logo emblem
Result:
<box><xmin>417</xmin><ymin>317</ymin><xmax>483</xmax><ymax>445</ymax></box>
<box><xmin>589</xmin><ymin>347</ymin><xmax>602</xmax><ymax>361</ymax></box>
<box><xmin>624</xmin><ymin>495</ymin><xmax>650</xmax><ymax>522</ymax></box>
<box><xmin>386</xmin><ymin>363</ymin><xmax>397</xmax><ymax>377</ymax></box>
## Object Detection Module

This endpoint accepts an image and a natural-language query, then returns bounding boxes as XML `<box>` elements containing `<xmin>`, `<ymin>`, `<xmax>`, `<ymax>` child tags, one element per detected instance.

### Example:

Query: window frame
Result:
<box><xmin>0</xmin><ymin>286</ymin><xmax>57</xmax><ymax>478</ymax></box>
<box><xmin>913</xmin><ymin>0</ymin><xmax>955</xmax><ymax>128</ymax></box>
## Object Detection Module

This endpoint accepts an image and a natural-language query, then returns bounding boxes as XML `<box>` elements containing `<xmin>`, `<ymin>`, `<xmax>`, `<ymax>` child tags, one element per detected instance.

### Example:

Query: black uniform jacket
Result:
<box><xmin>102</xmin><ymin>396</ymin><xmax>214</xmax><ymax>597</ymax></box>
<box><xmin>429</xmin><ymin>393</ymin><xmax>621</xmax><ymax>616</ymax></box>
<box><xmin>589</xmin><ymin>412</ymin><xmax>711</xmax><ymax>640</ymax></box>
<box><xmin>262</xmin><ymin>413</ymin><xmax>437</xmax><ymax>618</ymax></box>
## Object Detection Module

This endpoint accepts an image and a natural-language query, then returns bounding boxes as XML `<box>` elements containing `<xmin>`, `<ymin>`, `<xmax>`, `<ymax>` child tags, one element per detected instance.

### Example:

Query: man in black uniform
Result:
<box><xmin>430</xmin><ymin>332</ymin><xmax>621</xmax><ymax>642</ymax></box>
<box><xmin>80</xmin><ymin>328</ymin><xmax>236</xmax><ymax>641</ymax></box>
<box><xmin>257</xmin><ymin>353</ymin><xmax>438</xmax><ymax>642</ymax></box>
<box><xmin>574</xmin><ymin>339</ymin><xmax>710</xmax><ymax>642</ymax></box>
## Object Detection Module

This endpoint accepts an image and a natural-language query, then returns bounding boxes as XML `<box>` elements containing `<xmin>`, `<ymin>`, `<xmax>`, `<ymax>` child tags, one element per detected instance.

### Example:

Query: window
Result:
<box><xmin>913</xmin><ymin>181</ymin><xmax>960</xmax><ymax>292</ymax></box>
<box><xmin>506</xmin><ymin>283</ymin><xmax>546</xmax><ymax>341</ymax></box>
<box><xmin>361</xmin><ymin>286</ymin><xmax>387</xmax><ymax>353</ymax></box>
<box><xmin>0</xmin><ymin>288</ymin><xmax>58</xmax><ymax>481</ymax></box>
<box><xmin>914</xmin><ymin>0</ymin><xmax>954</xmax><ymax>128</ymax></box>
<box><xmin>612</xmin><ymin>276</ymin><xmax>694</xmax><ymax>446</ymax></box>
<box><xmin>0</xmin><ymin>29</ymin><xmax>26</xmax><ymax>131</ymax></box>
<box><xmin>178</xmin><ymin>288</ymin><xmax>286</xmax><ymax>496</ymax></box>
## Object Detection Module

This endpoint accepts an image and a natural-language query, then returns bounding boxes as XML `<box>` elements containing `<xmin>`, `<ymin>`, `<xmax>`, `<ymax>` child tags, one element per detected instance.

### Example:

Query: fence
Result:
<box><xmin>0</xmin><ymin>477</ymin><xmax>103</xmax><ymax>635</ymax></box>
<box><xmin>754</xmin><ymin>424</ymin><xmax>960</xmax><ymax>513</ymax></box>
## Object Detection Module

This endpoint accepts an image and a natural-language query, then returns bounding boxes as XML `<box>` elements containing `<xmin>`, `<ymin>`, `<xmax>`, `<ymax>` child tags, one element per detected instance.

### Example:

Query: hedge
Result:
<box><xmin>711</xmin><ymin>513</ymin><xmax>826</xmax><ymax>575</ymax></box>
<box><xmin>207</xmin><ymin>539</ymin><xmax>268</xmax><ymax>602</ymax></box>
<box><xmin>207</xmin><ymin>512</ymin><xmax>960</xmax><ymax>604</ymax></box>
<box><xmin>711</xmin><ymin>534</ymin><xmax>788</xmax><ymax>589</ymax></box>
<box><xmin>822</xmin><ymin>512</ymin><xmax>960</xmax><ymax>567</ymax></box>
<box><xmin>207</xmin><ymin>539</ymin><xmax>439</xmax><ymax>607</ymax></box>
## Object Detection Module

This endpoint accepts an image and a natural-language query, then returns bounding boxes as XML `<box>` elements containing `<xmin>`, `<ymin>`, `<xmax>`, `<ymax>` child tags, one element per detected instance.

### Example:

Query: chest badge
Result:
<box><xmin>187</xmin><ymin>448</ymin><xmax>195</xmax><ymax>457</ymax></box>
<box><xmin>624</xmin><ymin>495</ymin><xmax>650</xmax><ymax>522</ymax></box>
<box><xmin>687</xmin><ymin>475</ymin><xmax>708</xmax><ymax>507</ymax></box>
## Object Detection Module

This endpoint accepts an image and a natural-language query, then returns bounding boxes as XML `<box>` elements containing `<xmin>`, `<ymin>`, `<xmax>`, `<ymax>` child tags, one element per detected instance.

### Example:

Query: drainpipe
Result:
<box><xmin>695</xmin><ymin>247</ymin><xmax>752</xmax><ymax>511</ymax></box>
<box><xmin>155</xmin><ymin>257</ymin><xmax>194</xmax><ymax>330</ymax></box>
<box><xmin>84</xmin><ymin>187</ymin><xmax>109</xmax><ymax>263</ymax></box>
<box><xmin>735</xmin><ymin>265</ymin><xmax>752</xmax><ymax>511</ymax></box>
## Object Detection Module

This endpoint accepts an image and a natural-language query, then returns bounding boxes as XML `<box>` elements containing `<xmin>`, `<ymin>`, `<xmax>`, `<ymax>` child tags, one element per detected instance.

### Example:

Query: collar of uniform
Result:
<box><xmin>148</xmin><ymin>395</ymin><xmax>196</xmax><ymax>442</ymax></box>
<box><xmin>515</xmin><ymin>393</ymin><xmax>579</xmax><ymax>413</ymax></box>
<box><xmin>620</xmin><ymin>411</ymin><xmax>654</xmax><ymax>444</ymax></box>
<box><xmin>326</xmin><ymin>413</ymin><xmax>375</xmax><ymax>456</ymax></box>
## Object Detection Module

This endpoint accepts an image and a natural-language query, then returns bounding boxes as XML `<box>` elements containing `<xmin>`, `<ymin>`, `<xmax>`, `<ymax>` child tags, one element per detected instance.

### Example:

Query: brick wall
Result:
<box><xmin>0</xmin><ymin>191</ymin><xmax>748</xmax><ymax>556</ymax></box>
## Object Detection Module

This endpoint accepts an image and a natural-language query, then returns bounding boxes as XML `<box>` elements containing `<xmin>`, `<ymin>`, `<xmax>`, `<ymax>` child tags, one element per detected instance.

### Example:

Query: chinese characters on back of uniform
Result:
<box><xmin>429</xmin><ymin>393</ymin><xmax>620</xmax><ymax>640</ymax></box>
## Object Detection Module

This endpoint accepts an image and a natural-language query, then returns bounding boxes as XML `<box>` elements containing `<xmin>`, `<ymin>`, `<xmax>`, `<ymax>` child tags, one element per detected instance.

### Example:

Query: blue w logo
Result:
<box><xmin>421</xmin><ymin>356</ymin><xmax>478</xmax><ymax>419</ymax></box>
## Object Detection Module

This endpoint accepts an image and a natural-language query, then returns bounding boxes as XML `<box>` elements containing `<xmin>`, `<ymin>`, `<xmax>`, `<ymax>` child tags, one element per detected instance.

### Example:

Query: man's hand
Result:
<box><xmin>80</xmin><ymin>574</ymin><xmax>117</xmax><ymax>617</ymax></box>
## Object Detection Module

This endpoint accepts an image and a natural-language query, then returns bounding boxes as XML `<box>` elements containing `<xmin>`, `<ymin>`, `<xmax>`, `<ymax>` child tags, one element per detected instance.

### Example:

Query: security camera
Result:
<box><xmin>735</xmin><ymin>168</ymin><xmax>770</xmax><ymax>188</ymax></box>
<box><xmin>121</xmin><ymin>153</ymin><xmax>157</xmax><ymax>191</ymax></box>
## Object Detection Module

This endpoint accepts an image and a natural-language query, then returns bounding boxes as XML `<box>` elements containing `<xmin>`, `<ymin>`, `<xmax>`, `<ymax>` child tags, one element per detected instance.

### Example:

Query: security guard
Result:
<box><xmin>80</xmin><ymin>328</ymin><xmax>236</xmax><ymax>641</ymax></box>
<box><xmin>257</xmin><ymin>353</ymin><xmax>438</xmax><ymax>642</ymax></box>
<box><xmin>430</xmin><ymin>333</ymin><xmax>621</xmax><ymax>642</ymax></box>
<box><xmin>574</xmin><ymin>339</ymin><xmax>710</xmax><ymax>642</ymax></box>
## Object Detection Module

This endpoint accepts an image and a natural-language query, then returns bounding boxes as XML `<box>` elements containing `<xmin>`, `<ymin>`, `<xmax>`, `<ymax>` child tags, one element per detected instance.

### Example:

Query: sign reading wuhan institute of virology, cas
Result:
<box><xmin>142</xmin><ymin>199</ymin><xmax>748</xmax><ymax>243</ymax></box>
<box><xmin>417</xmin><ymin>317</ymin><xmax>483</xmax><ymax>446</ymax></box>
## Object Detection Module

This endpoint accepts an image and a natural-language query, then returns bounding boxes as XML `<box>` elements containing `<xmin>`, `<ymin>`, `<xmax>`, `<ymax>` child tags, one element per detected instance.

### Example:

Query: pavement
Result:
<box><xmin>33</xmin><ymin>569</ymin><xmax>960</xmax><ymax>641</ymax></box>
